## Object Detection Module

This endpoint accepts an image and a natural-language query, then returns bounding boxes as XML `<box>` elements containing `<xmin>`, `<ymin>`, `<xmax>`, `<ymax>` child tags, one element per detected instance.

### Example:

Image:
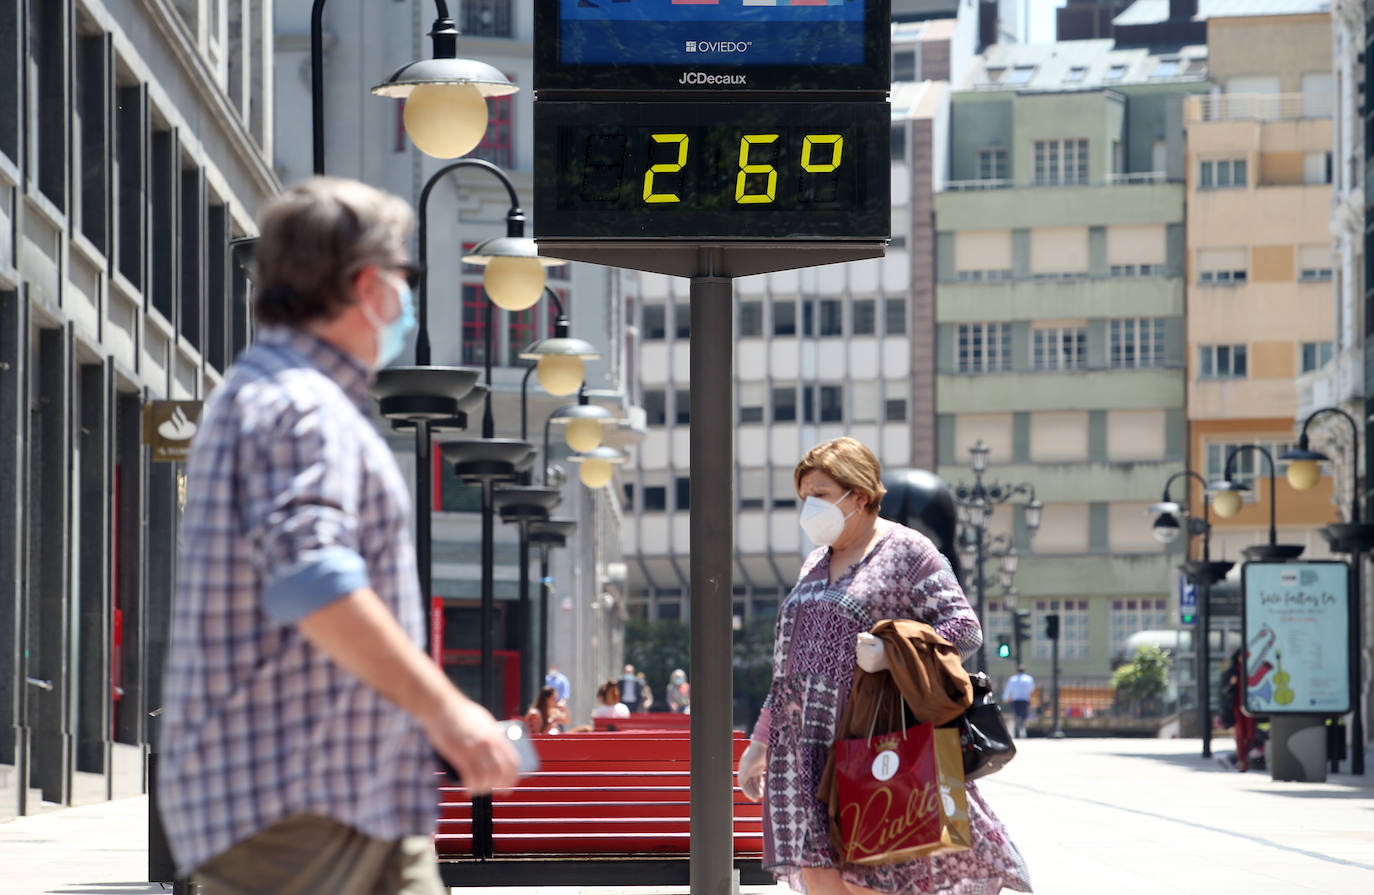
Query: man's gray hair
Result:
<box><xmin>253</xmin><ymin>177</ymin><xmax>415</xmax><ymax>326</ymax></box>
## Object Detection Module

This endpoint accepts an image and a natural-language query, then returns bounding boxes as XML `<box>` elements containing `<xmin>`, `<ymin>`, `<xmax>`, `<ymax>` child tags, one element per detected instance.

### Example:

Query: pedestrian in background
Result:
<box><xmin>737</xmin><ymin>437</ymin><xmax>1030</xmax><ymax>895</ymax></box>
<box><xmin>525</xmin><ymin>686</ymin><xmax>569</xmax><ymax>735</ymax></box>
<box><xmin>636</xmin><ymin>670</ymin><xmax>654</xmax><ymax>712</ymax></box>
<box><xmin>158</xmin><ymin>177</ymin><xmax>519</xmax><ymax>895</ymax></box>
<box><xmin>666</xmin><ymin>669</ymin><xmax>690</xmax><ymax>713</ymax></box>
<box><xmin>544</xmin><ymin>665</ymin><xmax>571</xmax><ymax>707</ymax></box>
<box><xmin>618</xmin><ymin>663</ymin><xmax>643</xmax><ymax>709</ymax></box>
<box><xmin>1002</xmin><ymin>665</ymin><xmax>1036</xmax><ymax>738</ymax></box>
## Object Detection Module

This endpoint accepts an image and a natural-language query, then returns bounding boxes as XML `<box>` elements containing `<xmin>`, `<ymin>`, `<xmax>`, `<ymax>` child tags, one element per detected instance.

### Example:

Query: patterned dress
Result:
<box><xmin>752</xmin><ymin>525</ymin><xmax>1032</xmax><ymax>894</ymax></box>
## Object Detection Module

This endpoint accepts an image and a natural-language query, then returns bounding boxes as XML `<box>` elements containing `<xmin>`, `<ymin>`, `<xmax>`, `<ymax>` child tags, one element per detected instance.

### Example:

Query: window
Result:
<box><xmin>739</xmin><ymin>300</ymin><xmax>763</xmax><ymax>336</ymax></box>
<box><xmin>852</xmin><ymin>299</ymin><xmax>876</xmax><ymax>335</ymax></box>
<box><xmin>1105</xmin><ymin>63</ymin><xmax>1126</xmax><ymax>81</ymax></box>
<box><xmin>179</xmin><ymin>166</ymin><xmax>203</xmax><ymax>349</ymax></box>
<box><xmin>1304</xmin><ymin>151</ymin><xmax>1333</xmax><ymax>185</ymax></box>
<box><xmin>893</xmin><ymin>48</ymin><xmax>916</xmax><ymax>82</ymax></box>
<box><xmin>885</xmin><ymin>398</ymin><xmax>907</xmax><ymax>422</ymax></box>
<box><xmin>32</xmin><ymin>0</ymin><xmax>66</xmax><ymax>207</ymax></box>
<box><xmin>1034</xmin><ymin>600</ymin><xmax>1090</xmax><ymax>661</ymax></box>
<box><xmin>818</xmin><ymin>385</ymin><xmax>843</xmax><ymax>423</ymax></box>
<box><xmin>772</xmin><ymin>468</ymin><xmax>798</xmax><ymax>509</ymax></box>
<box><xmin>0</xmin><ymin>0</ymin><xmax>17</xmax><ymax>163</ymax></box>
<box><xmin>1006</xmin><ymin>66</ymin><xmax>1035</xmax><ymax>85</ymax></box>
<box><xmin>461</xmin><ymin>0</ymin><xmax>512</xmax><ymax>37</ymax></box>
<box><xmin>1033</xmin><ymin>138</ymin><xmax>1088</xmax><ymax>186</ymax></box>
<box><xmin>461</xmin><ymin>284</ymin><xmax>489</xmax><ymax>364</ymax></box>
<box><xmin>957</xmin><ymin>323</ymin><xmax>1013</xmax><ymax>373</ymax></box>
<box><xmin>774</xmin><ymin>300</ymin><xmax>796</xmax><ymax>336</ymax></box>
<box><xmin>1301</xmin><ymin>341</ymin><xmax>1333</xmax><ymax>373</ymax></box>
<box><xmin>801</xmin><ymin>300</ymin><xmax>815</xmax><ymax>337</ymax></box>
<box><xmin>1110</xmin><ymin>600</ymin><xmax>1169</xmax><ymax>659</ymax></box>
<box><xmin>1198</xmin><ymin>269</ymin><xmax>1247</xmax><ymax>285</ymax></box>
<box><xmin>1110</xmin><ymin>319</ymin><xmax>1166</xmax><ymax>369</ymax></box>
<box><xmin>150</xmin><ymin>127</ymin><xmax>176</xmax><ymax>320</ymax></box>
<box><xmin>675</xmin><ymin>477</ymin><xmax>691</xmax><ymax>512</ymax></box>
<box><xmin>956</xmin><ymin>269</ymin><xmax>1013</xmax><ymax>282</ymax></box>
<box><xmin>819</xmin><ymin>299</ymin><xmax>843</xmax><ymax>336</ymax></box>
<box><xmin>1199</xmin><ymin>158</ymin><xmax>1247</xmax><ymax>189</ymax></box>
<box><xmin>643</xmin><ymin>304</ymin><xmax>666</xmax><ymax>340</ymax></box>
<box><xmin>1299</xmin><ymin>267</ymin><xmax>1333</xmax><ymax>282</ymax></box>
<box><xmin>1150</xmin><ymin>58</ymin><xmax>1180</xmax><ymax>79</ymax></box>
<box><xmin>507</xmin><ymin>304</ymin><xmax>539</xmax><ymax>360</ymax></box>
<box><xmin>801</xmin><ymin>385</ymin><xmax>816</xmax><ymax>423</ymax></box>
<box><xmin>985</xmin><ymin>67</ymin><xmax>1005</xmax><ymax>83</ymax></box>
<box><xmin>623</xmin><ymin>483</ymin><xmax>635</xmax><ymax>510</ymax></box>
<box><xmin>772</xmin><ymin>386</ymin><xmax>797</xmax><ymax>422</ymax></box>
<box><xmin>469</xmin><ymin>93</ymin><xmax>512</xmax><ymax>168</ymax></box>
<box><xmin>739</xmin><ymin>383</ymin><xmax>765</xmax><ymax>424</ymax></box>
<box><xmin>976</xmin><ymin>148</ymin><xmax>1008</xmax><ymax>181</ymax></box>
<box><xmin>890</xmin><ymin>125</ymin><xmax>907</xmax><ymax>160</ymax></box>
<box><xmin>1207</xmin><ymin>440</ymin><xmax>1303</xmax><ymax>490</ymax></box>
<box><xmin>1064</xmin><ymin>66</ymin><xmax>1086</xmax><ymax>83</ymax></box>
<box><xmin>115</xmin><ymin>83</ymin><xmax>146</xmax><ymax>288</ymax></box>
<box><xmin>76</xmin><ymin>33</ymin><xmax>109</xmax><ymax>252</ymax></box>
<box><xmin>739</xmin><ymin>468</ymin><xmax>765</xmax><ymax>509</ymax></box>
<box><xmin>674</xmin><ymin>303</ymin><xmax>690</xmax><ymax>339</ymax></box>
<box><xmin>643</xmin><ymin>486</ymin><xmax>667</xmax><ymax>511</ymax></box>
<box><xmin>1032</xmin><ymin>327</ymin><xmax>1087</xmax><ymax>371</ymax></box>
<box><xmin>643</xmin><ymin>389</ymin><xmax>666</xmax><ymax>426</ymax></box>
<box><xmin>1197</xmin><ymin>344</ymin><xmax>1247</xmax><ymax>379</ymax></box>
<box><xmin>674</xmin><ymin>389</ymin><xmax>691</xmax><ymax>425</ymax></box>
<box><xmin>1109</xmin><ymin>264</ymin><xmax>1164</xmax><ymax>278</ymax></box>
<box><xmin>884</xmin><ymin>298</ymin><xmax>907</xmax><ymax>335</ymax></box>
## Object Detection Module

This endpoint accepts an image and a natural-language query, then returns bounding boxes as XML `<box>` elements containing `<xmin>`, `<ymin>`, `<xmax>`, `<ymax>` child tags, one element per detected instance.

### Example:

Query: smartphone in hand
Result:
<box><xmin>438</xmin><ymin>720</ymin><xmax>541</xmax><ymax>782</ymax></box>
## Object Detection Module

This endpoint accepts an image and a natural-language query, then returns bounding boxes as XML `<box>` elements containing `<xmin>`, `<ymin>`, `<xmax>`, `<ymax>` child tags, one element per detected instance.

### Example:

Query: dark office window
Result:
<box><xmin>643</xmin><ymin>304</ymin><xmax>666</xmax><ymax>340</ymax></box>
<box><xmin>819</xmin><ymin>300</ymin><xmax>843</xmax><ymax>336</ymax></box>
<box><xmin>740</xmin><ymin>405</ymin><xmax>764</xmax><ymax>424</ymax></box>
<box><xmin>819</xmin><ymin>385</ymin><xmax>843</xmax><ymax>422</ymax></box>
<box><xmin>150</xmin><ymin>129</ymin><xmax>176</xmax><ymax>320</ymax></box>
<box><xmin>33</xmin><ymin>0</ymin><xmax>65</xmax><ymax>208</ymax></box>
<box><xmin>802</xmin><ymin>300</ymin><xmax>815</xmax><ymax>336</ymax></box>
<box><xmin>461</xmin><ymin>283</ymin><xmax>489</xmax><ymax>365</ymax></box>
<box><xmin>461</xmin><ymin>0</ymin><xmax>513</xmax><ymax>37</ymax></box>
<box><xmin>801</xmin><ymin>385</ymin><xmax>817</xmax><ymax>423</ymax></box>
<box><xmin>890</xmin><ymin>124</ymin><xmax>907</xmax><ymax>160</ymax></box>
<box><xmin>657</xmin><ymin>601</ymin><xmax>681</xmax><ymax>621</ymax></box>
<box><xmin>180</xmin><ymin>167</ymin><xmax>203</xmax><ymax>349</ymax></box>
<box><xmin>885</xmin><ymin>297</ymin><xmax>907</xmax><ymax>335</ymax></box>
<box><xmin>674</xmin><ymin>303</ymin><xmax>690</xmax><ymax>339</ymax></box>
<box><xmin>885</xmin><ymin>398</ymin><xmax>908</xmax><ymax>422</ymax></box>
<box><xmin>622</xmin><ymin>482</ymin><xmax>635</xmax><ymax>509</ymax></box>
<box><xmin>893</xmin><ymin>50</ymin><xmax>916</xmax><ymax>82</ymax></box>
<box><xmin>0</xmin><ymin>0</ymin><xmax>17</xmax><ymax>163</ymax></box>
<box><xmin>675</xmin><ymin>477</ymin><xmax>690</xmax><ymax>511</ymax></box>
<box><xmin>739</xmin><ymin>300</ymin><xmax>763</xmax><ymax>336</ymax></box>
<box><xmin>76</xmin><ymin>34</ymin><xmax>109</xmax><ymax>253</ymax></box>
<box><xmin>643</xmin><ymin>486</ymin><xmax>667</xmax><ymax>511</ymax></box>
<box><xmin>643</xmin><ymin>389</ymin><xmax>666</xmax><ymax>426</ymax></box>
<box><xmin>115</xmin><ymin>85</ymin><xmax>145</xmax><ymax>287</ymax></box>
<box><xmin>206</xmin><ymin>204</ymin><xmax>228</xmax><ymax>371</ymax></box>
<box><xmin>230</xmin><ymin>239</ymin><xmax>250</xmax><ymax>358</ymax></box>
<box><xmin>852</xmin><ymin>299</ymin><xmax>876</xmax><ymax>335</ymax></box>
<box><xmin>772</xmin><ymin>386</ymin><xmax>796</xmax><ymax>422</ymax></box>
<box><xmin>674</xmin><ymin>389</ymin><xmax>691</xmax><ymax>425</ymax></box>
<box><xmin>774</xmin><ymin>300</ymin><xmax>796</xmax><ymax>336</ymax></box>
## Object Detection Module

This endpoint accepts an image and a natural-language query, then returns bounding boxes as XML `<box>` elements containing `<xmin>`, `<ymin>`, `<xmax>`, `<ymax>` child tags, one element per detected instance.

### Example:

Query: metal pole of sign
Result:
<box><xmin>689</xmin><ymin>259</ymin><xmax>734</xmax><ymax>895</ymax></box>
<box><xmin>1198</xmin><ymin>576</ymin><xmax>1212</xmax><ymax>758</ymax></box>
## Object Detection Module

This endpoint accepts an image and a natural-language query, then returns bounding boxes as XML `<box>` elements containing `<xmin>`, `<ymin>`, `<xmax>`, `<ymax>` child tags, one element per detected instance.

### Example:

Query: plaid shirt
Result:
<box><xmin>158</xmin><ymin>326</ymin><xmax>435</xmax><ymax>875</ymax></box>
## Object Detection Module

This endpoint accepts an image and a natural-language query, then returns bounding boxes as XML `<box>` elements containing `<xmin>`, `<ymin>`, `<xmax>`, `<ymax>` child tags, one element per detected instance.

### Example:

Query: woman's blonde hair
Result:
<box><xmin>793</xmin><ymin>437</ymin><xmax>886</xmax><ymax>512</ymax></box>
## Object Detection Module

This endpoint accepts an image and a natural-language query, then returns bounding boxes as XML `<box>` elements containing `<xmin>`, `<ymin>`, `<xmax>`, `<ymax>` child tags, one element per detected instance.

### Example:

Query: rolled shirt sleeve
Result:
<box><xmin>245</xmin><ymin>402</ymin><xmax>371</xmax><ymax>623</ymax></box>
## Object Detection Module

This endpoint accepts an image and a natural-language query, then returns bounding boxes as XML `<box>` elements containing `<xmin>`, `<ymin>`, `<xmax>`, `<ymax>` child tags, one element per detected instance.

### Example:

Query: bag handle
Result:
<box><xmin>865</xmin><ymin>687</ymin><xmax>910</xmax><ymax>746</ymax></box>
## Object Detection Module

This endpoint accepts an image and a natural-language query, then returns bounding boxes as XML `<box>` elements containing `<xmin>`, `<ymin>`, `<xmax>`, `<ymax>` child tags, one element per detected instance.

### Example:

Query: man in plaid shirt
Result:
<box><xmin>158</xmin><ymin>177</ymin><xmax>517</xmax><ymax>894</ymax></box>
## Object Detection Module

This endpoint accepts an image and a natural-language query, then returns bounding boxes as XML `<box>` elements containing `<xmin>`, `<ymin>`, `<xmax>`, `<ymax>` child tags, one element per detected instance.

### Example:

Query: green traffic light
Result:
<box><xmin>997</xmin><ymin>636</ymin><xmax>1011</xmax><ymax>659</ymax></box>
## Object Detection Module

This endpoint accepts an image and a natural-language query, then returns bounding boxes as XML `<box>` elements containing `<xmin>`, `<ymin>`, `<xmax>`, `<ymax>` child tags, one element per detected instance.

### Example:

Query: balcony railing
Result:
<box><xmin>946</xmin><ymin>173</ymin><xmax>1170</xmax><ymax>191</ymax></box>
<box><xmin>1186</xmin><ymin>92</ymin><xmax>1330</xmax><ymax>123</ymax></box>
<box><xmin>946</xmin><ymin>178</ymin><xmax>1013</xmax><ymax>191</ymax></box>
<box><xmin>1105</xmin><ymin>171</ymin><xmax>1166</xmax><ymax>185</ymax></box>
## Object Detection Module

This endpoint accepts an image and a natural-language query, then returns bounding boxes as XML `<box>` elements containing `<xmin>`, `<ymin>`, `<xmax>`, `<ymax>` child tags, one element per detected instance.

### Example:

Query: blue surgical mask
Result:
<box><xmin>363</xmin><ymin>274</ymin><xmax>416</xmax><ymax>368</ymax></box>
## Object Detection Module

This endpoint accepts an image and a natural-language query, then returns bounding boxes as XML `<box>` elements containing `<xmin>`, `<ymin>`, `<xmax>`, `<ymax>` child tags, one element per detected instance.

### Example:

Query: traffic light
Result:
<box><xmin>1013</xmin><ymin>610</ymin><xmax>1031</xmax><ymax>647</ymax></box>
<box><xmin>1045</xmin><ymin>613</ymin><xmax>1060</xmax><ymax>640</ymax></box>
<box><xmin>997</xmin><ymin>635</ymin><xmax>1011</xmax><ymax>659</ymax></box>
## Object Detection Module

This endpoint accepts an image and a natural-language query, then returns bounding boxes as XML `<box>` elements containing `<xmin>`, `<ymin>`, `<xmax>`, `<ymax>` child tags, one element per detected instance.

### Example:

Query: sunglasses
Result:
<box><xmin>386</xmin><ymin>262</ymin><xmax>425</xmax><ymax>291</ymax></box>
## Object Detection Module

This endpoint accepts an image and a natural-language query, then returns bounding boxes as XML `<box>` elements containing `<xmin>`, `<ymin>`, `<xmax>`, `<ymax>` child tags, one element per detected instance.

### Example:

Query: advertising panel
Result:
<box><xmin>1241</xmin><ymin>561</ymin><xmax>1352</xmax><ymax>715</ymax></box>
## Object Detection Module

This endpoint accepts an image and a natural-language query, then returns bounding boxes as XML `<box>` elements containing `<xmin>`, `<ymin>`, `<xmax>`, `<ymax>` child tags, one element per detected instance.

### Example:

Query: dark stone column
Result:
<box><xmin>113</xmin><ymin>393</ymin><xmax>145</xmax><ymax>749</ymax></box>
<box><xmin>75</xmin><ymin>361</ymin><xmax>111</xmax><ymax>775</ymax></box>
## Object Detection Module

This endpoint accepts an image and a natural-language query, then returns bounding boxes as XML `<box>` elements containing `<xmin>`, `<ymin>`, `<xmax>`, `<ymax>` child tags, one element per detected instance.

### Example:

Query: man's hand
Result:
<box><xmin>856</xmin><ymin>632</ymin><xmax>889</xmax><ymax>673</ymax></box>
<box><xmin>422</xmin><ymin>695</ymin><xmax>519</xmax><ymax>795</ymax></box>
<box><xmin>737</xmin><ymin>741</ymin><xmax>767</xmax><ymax>802</ymax></box>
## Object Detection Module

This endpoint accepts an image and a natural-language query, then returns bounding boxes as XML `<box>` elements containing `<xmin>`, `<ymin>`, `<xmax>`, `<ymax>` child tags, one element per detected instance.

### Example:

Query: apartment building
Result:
<box><xmin>273</xmin><ymin>1</ymin><xmax>639</xmax><ymax>724</ymax></box>
<box><xmin>935</xmin><ymin>39</ymin><xmax>1208</xmax><ymax>681</ymax></box>
<box><xmin>0</xmin><ymin>1</ymin><xmax>276</xmax><ymax>817</ymax></box>
<box><xmin>620</xmin><ymin>17</ymin><xmax>977</xmax><ymax>628</ymax></box>
<box><xmin>1183</xmin><ymin>7</ymin><xmax>1338</xmax><ymax>560</ymax></box>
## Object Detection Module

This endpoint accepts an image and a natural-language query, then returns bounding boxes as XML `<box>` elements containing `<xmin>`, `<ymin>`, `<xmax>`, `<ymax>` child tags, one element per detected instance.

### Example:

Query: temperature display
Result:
<box><xmin>534</xmin><ymin>101</ymin><xmax>889</xmax><ymax>241</ymax></box>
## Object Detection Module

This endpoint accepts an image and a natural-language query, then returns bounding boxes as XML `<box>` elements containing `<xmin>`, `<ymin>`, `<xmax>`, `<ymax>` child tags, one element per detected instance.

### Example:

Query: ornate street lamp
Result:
<box><xmin>1206</xmin><ymin>445</ymin><xmax>1304</xmax><ymax>562</ymax></box>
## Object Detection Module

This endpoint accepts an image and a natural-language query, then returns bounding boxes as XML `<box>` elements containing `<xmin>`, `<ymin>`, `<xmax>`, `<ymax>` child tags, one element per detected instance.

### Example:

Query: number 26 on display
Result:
<box><xmin>642</xmin><ymin>133</ymin><xmax>844</xmax><ymax>205</ymax></box>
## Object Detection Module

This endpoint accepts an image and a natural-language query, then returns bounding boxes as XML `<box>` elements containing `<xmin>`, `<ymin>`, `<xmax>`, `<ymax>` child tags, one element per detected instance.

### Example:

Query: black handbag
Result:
<box><xmin>943</xmin><ymin>672</ymin><xmax>1016</xmax><ymax>780</ymax></box>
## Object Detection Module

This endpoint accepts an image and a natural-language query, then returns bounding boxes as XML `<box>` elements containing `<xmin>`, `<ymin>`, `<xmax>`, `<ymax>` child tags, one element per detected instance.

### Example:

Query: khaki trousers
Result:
<box><xmin>193</xmin><ymin>814</ymin><xmax>445</xmax><ymax>895</ymax></box>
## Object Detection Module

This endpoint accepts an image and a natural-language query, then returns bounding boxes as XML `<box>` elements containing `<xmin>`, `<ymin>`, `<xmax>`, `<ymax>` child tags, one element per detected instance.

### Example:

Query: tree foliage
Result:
<box><xmin>1111</xmin><ymin>643</ymin><xmax>1171</xmax><ymax>710</ymax></box>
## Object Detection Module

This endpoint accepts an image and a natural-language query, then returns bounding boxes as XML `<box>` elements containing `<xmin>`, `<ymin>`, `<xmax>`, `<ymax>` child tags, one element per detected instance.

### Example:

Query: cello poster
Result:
<box><xmin>1241</xmin><ymin>561</ymin><xmax>1352</xmax><ymax>715</ymax></box>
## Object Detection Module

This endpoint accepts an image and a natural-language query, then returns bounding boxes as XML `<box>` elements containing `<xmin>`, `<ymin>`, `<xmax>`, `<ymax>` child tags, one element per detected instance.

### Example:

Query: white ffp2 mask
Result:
<box><xmin>799</xmin><ymin>490</ymin><xmax>854</xmax><ymax>546</ymax></box>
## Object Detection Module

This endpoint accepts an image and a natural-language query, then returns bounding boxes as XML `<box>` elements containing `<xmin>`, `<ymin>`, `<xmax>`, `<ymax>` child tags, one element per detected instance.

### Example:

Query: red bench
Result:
<box><xmin>592</xmin><ymin>711</ymin><xmax>692</xmax><ymax>732</ymax></box>
<box><xmin>435</xmin><ymin>730</ymin><xmax>771</xmax><ymax>887</ymax></box>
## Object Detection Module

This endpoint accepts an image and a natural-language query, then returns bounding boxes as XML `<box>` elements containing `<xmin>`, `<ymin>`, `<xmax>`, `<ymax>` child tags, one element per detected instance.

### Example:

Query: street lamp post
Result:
<box><xmin>1282</xmin><ymin>406</ymin><xmax>1372</xmax><ymax>775</ymax></box>
<box><xmin>1207</xmin><ymin>446</ymin><xmax>1306</xmax><ymax>562</ymax></box>
<box><xmin>950</xmin><ymin>441</ymin><xmax>1041</xmax><ymax>673</ymax></box>
<box><xmin>1149</xmin><ymin>470</ymin><xmax>1233</xmax><ymax>759</ymax></box>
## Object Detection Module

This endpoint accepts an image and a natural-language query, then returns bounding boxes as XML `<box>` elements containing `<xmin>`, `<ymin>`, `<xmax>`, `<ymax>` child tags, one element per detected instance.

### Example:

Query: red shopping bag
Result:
<box><xmin>833</xmin><ymin>717</ymin><xmax>971</xmax><ymax>866</ymax></box>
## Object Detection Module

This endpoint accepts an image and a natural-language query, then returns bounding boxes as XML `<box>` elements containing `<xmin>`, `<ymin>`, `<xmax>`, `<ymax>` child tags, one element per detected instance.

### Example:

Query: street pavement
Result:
<box><xmin>2</xmin><ymin>737</ymin><xmax>1371</xmax><ymax>894</ymax></box>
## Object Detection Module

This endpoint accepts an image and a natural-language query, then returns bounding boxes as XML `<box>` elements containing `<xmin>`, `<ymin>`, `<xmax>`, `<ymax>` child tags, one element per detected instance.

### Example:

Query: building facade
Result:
<box><xmin>273</xmin><ymin>0</ymin><xmax>640</xmax><ymax>726</ymax></box>
<box><xmin>936</xmin><ymin>39</ymin><xmax>1208</xmax><ymax>686</ymax></box>
<box><xmin>1182</xmin><ymin>10</ymin><xmax>1338</xmax><ymax>561</ymax></box>
<box><xmin>0</xmin><ymin>0</ymin><xmax>277</xmax><ymax>817</ymax></box>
